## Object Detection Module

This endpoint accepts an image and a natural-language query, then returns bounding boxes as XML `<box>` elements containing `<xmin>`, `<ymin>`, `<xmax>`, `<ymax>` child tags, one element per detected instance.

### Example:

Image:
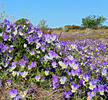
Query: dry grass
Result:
<box><xmin>53</xmin><ymin>29</ymin><xmax>108</xmax><ymax>41</ymax></box>
<box><xmin>33</xmin><ymin>88</ymin><xmax>64</xmax><ymax>100</ymax></box>
<box><xmin>0</xmin><ymin>82</ymin><xmax>65</xmax><ymax>100</ymax></box>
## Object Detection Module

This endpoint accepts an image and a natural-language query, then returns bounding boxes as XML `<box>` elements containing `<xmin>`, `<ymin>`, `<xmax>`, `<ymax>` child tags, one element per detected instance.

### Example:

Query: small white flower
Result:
<box><xmin>24</xmin><ymin>44</ymin><xmax>27</xmax><ymax>48</ymax></box>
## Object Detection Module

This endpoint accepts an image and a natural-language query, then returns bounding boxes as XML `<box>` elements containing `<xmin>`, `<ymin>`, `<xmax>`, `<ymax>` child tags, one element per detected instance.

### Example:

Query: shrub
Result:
<box><xmin>82</xmin><ymin>15</ymin><xmax>107</xmax><ymax>29</ymax></box>
<box><xmin>64</xmin><ymin>25</ymin><xmax>86</xmax><ymax>31</ymax></box>
<box><xmin>37</xmin><ymin>19</ymin><xmax>49</xmax><ymax>30</ymax></box>
<box><xmin>99</xmin><ymin>26</ymin><xmax>108</xmax><ymax>29</ymax></box>
<box><xmin>53</xmin><ymin>27</ymin><xmax>63</xmax><ymax>31</ymax></box>
<box><xmin>15</xmin><ymin>18</ymin><xmax>32</xmax><ymax>26</ymax></box>
<box><xmin>64</xmin><ymin>26</ymin><xmax>69</xmax><ymax>32</ymax></box>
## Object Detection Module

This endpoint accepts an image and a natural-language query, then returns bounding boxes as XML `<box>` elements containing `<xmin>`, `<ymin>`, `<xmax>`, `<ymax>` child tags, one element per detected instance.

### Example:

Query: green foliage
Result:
<box><xmin>15</xmin><ymin>18</ymin><xmax>32</xmax><ymax>26</ymax></box>
<box><xmin>99</xmin><ymin>25</ymin><xmax>108</xmax><ymax>29</ymax></box>
<box><xmin>64</xmin><ymin>25</ymin><xmax>85</xmax><ymax>32</ymax></box>
<box><xmin>64</xmin><ymin>26</ymin><xmax>69</xmax><ymax>32</ymax></box>
<box><xmin>53</xmin><ymin>27</ymin><xmax>63</xmax><ymax>31</ymax></box>
<box><xmin>37</xmin><ymin>19</ymin><xmax>49</xmax><ymax>31</ymax></box>
<box><xmin>82</xmin><ymin>15</ymin><xmax>107</xmax><ymax>29</ymax></box>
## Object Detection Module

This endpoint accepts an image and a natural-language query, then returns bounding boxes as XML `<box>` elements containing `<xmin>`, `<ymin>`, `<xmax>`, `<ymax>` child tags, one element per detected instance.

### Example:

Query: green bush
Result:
<box><xmin>37</xmin><ymin>19</ymin><xmax>49</xmax><ymax>31</ymax></box>
<box><xmin>99</xmin><ymin>26</ymin><xmax>108</xmax><ymax>29</ymax></box>
<box><xmin>64</xmin><ymin>25</ymin><xmax>86</xmax><ymax>31</ymax></box>
<box><xmin>82</xmin><ymin>15</ymin><xmax>107</xmax><ymax>29</ymax></box>
<box><xmin>15</xmin><ymin>18</ymin><xmax>32</xmax><ymax>26</ymax></box>
<box><xmin>53</xmin><ymin>27</ymin><xmax>63</xmax><ymax>31</ymax></box>
<box><xmin>64</xmin><ymin>26</ymin><xmax>69</xmax><ymax>32</ymax></box>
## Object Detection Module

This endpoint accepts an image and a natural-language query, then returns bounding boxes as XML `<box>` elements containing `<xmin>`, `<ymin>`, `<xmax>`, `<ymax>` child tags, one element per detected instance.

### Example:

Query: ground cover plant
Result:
<box><xmin>0</xmin><ymin>19</ymin><xmax>108</xmax><ymax>100</ymax></box>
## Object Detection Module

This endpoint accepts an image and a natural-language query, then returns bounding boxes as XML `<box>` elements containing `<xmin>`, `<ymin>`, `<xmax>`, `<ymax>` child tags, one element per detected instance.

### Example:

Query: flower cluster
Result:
<box><xmin>0</xmin><ymin>19</ymin><xmax>108</xmax><ymax>99</ymax></box>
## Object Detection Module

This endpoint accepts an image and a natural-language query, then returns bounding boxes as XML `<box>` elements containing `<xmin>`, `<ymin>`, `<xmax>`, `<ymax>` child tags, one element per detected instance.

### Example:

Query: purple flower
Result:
<box><xmin>52</xmin><ymin>83</ymin><xmax>59</xmax><ymax>89</ymax></box>
<box><xmin>51</xmin><ymin>61</ymin><xmax>57</xmax><ymax>68</ymax></box>
<box><xmin>48</xmin><ymin>50</ymin><xmax>58</xmax><ymax>59</ymax></box>
<box><xmin>79</xmin><ymin>80</ymin><xmax>83</xmax><ymax>85</ymax></box>
<box><xmin>83</xmin><ymin>72</ymin><xmax>89</xmax><ymax>82</ymax></box>
<box><xmin>45</xmin><ymin>34</ymin><xmax>51</xmax><ymax>43</ymax></box>
<box><xmin>20</xmin><ymin>71</ymin><xmax>28</xmax><ymax>78</ymax></box>
<box><xmin>87</xmin><ymin>88</ymin><xmax>97</xmax><ymax>99</ymax></box>
<box><xmin>37</xmin><ymin>31</ymin><xmax>43</xmax><ymax>38</ymax></box>
<box><xmin>101</xmin><ymin>67</ymin><xmax>107</xmax><ymax>76</ymax></box>
<box><xmin>10</xmin><ymin>89</ymin><xmax>18</xmax><ymax>98</ymax></box>
<box><xmin>52</xmin><ymin>74</ymin><xmax>58</xmax><ymax>84</ymax></box>
<box><xmin>19</xmin><ymin>60</ymin><xmax>27</xmax><ymax>68</ymax></box>
<box><xmin>9</xmin><ymin>47</ymin><xmax>13</xmax><ymax>52</ymax></box>
<box><xmin>26</xmin><ymin>19</ymin><xmax>30</xmax><ymax>24</ymax></box>
<box><xmin>58</xmin><ymin>61</ymin><xmax>68</xmax><ymax>69</ymax></box>
<box><xmin>91</xmin><ymin>78</ymin><xmax>99</xmax><ymax>84</ymax></box>
<box><xmin>35</xmin><ymin>27</ymin><xmax>39</xmax><ymax>31</ymax></box>
<box><xmin>28</xmin><ymin>37</ymin><xmax>33</xmax><ymax>43</ymax></box>
<box><xmin>3</xmin><ymin>46</ymin><xmax>8</xmax><ymax>51</ymax></box>
<box><xmin>90</xmin><ymin>64</ymin><xmax>96</xmax><ymax>70</ymax></box>
<box><xmin>67</xmin><ymin>55</ymin><xmax>73</xmax><ymax>61</ymax></box>
<box><xmin>41</xmin><ymin>46</ymin><xmax>45</xmax><ymax>52</ymax></box>
<box><xmin>41</xmin><ymin>76</ymin><xmax>45</xmax><ymax>82</ymax></box>
<box><xmin>32</xmin><ymin>88</ymin><xmax>37</xmax><ymax>91</ymax></box>
<box><xmin>3</xmin><ymin>34</ymin><xmax>8</xmax><ymax>41</ymax></box>
<box><xmin>28</xmin><ymin>64</ymin><xmax>33</xmax><ymax>70</ymax></box>
<box><xmin>4</xmin><ymin>60</ymin><xmax>10</xmax><ymax>68</ymax></box>
<box><xmin>60</xmin><ymin>76</ymin><xmax>67</xmax><ymax>84</ymax></box>
<box><xmin>64</xmin><ymin>89</ymin><xmax>71</xmax><ymax>98</ymax></box>
<box><xmin>45</xmin><ymin>70</ymin><xmax>49</xmax><ymax>76</ymax></box>
<box><xmin>12</xmin><ymin>61</ymin><xmax>17</xmax><ymax>67</ymax></box>
<box><xmin>36</xmin><ymin>43</ymin><xmax>41</xmax><ymax>49</ymax></box>
<box><xmin>14</xmin><ymin>95</ymin><xmax>21</xmax><ymax>100</ymax></box>
<box><xmin>30</xmin><ymin>50</ymin><xmax>35</xmax><ymax>55</ymax></box>
<box><xmin>6</xmin><ymin>79</ymin><xmax>11</xmax><ymax>86</ymax></box>
<box><xmin>71</xmin><ymin>84</ymin><xmax>79</xmax><ymax>93</ymax></box>
<box><xmin>35</xmin><ymin>75</ymin><xmax>41</xmax><ymax>81</ymax></box>
<box><xmin>28</xmin><ymin>61</ymin><xmax>36</xmax><ymax>69</ymax></box>
<box><xmin>89</xmin><ymin>82</ymin><xmax>96</xmax><ymax>90</ymax></box>
<box><xmin>51</xmin><ymin>34</ymin><xmax>57</xmax><ymax>41</ymax></box>
<box><xmin>28</xmin><ymin>61</ymin><xmax>36</xmax><ymax>70</ymax></box>
<box><xmin>98</xmin><ymin>84</ymin><xmax>105</xmax><ymax>95</ymax></box>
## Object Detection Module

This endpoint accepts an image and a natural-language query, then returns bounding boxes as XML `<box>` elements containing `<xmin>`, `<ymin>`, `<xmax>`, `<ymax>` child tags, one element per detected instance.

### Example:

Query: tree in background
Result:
<box><xmin>37</xmin><ymin>19</ymin><xmax>49</xmax><ymax>30</ymax></box>
<box><xmin>82</xmin><ymin>15</ymin><xmax>107</xmax><ymax>29</ymax></box>
<box><xmin>37</xmin><ymin>19</ymin><xmax>52</xmax><ymax>34</ymax></box>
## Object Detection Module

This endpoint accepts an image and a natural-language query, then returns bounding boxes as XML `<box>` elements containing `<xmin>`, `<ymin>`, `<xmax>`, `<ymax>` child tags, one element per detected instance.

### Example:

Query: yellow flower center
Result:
<box><xmin>72</xmin><ymin>88</ymin><xmax>76</xmax><ymax>92</ymax></box>
<box><xmin>45</xmin><ymin>72</ymin><xmax>49</xmax><ymax>76</ymax></box>
<box><xmin>22</xmin><ymin>93</ymin><xmax>26</xmax><ymax>97</ymax></box>
<box><xmin>90</xmin><ymin>85</ymin><xmax>94</xmax><ymax>90</ymax></box>
<box><xmin>67</xmin><ymin>94</ymin><xmax>69</xmax><ymax>97</ymax></box>
<box><xmin>73</xmin><ymin>73</ymin><xmax>75</xmax><ymax>76</ymax></box>
<box><xmin>62</xmin><ymin>81</ymin><xmax>64</xmax><ymax>84</ymax></box>
<box><xmin>100</xmin><ymin>91</ymin><xmax>104</xmax><ymax>95</ymax></box>
<box><xmin>22</xmin><ymin>65</ymin><xmax>24</xmax><ymax>68</ymax></box>
<box><xmin>70</xmin><ymin>64</ymin><xmax>73</xmax><ymax>67</ymax></box>
<box><xmin>52</xmin><ymin>38</ymin><xmax>55</xmax><ymax>41</ymax></box>
<box><xmin>91</xmin><ymin>91</ymin><xmax>94</xmax><ymax>95</ymax></box>
<box><xmin>12</xmin><ymin>94</ymin><xmax>15</xmax><ymax>97</ymax></box>
<box><xmin>85</xmin><ymin>78</ymin><xmax>88</xmax><ymax>82</ymax></box>
<box><xmin>79</xmin><ymin>75</ymin><xmax>82</xmax><ymax>79</ymax></box>
<box><xmin>64</xmin><ymin>65</ymin><xmax>67</xmax><ymax>68</ymax></box>
<box><xmin>87</xmin><ymin>96</ymin><xmax>91</xmax><ymax>100</ymax></box>
<box><xmin>36</xmin><ymin>79</ymin><xmax>39</xmax><ymax>81</ymax></box>
<box><xmin>9</xmin><ymin>68</ymin><xmax>13</xmax><ymax>72</ymax></box>
<box><xmin>12</xmin><ymin>73</ymin><xmax>16</xmax><ymax>76</ymax></box>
